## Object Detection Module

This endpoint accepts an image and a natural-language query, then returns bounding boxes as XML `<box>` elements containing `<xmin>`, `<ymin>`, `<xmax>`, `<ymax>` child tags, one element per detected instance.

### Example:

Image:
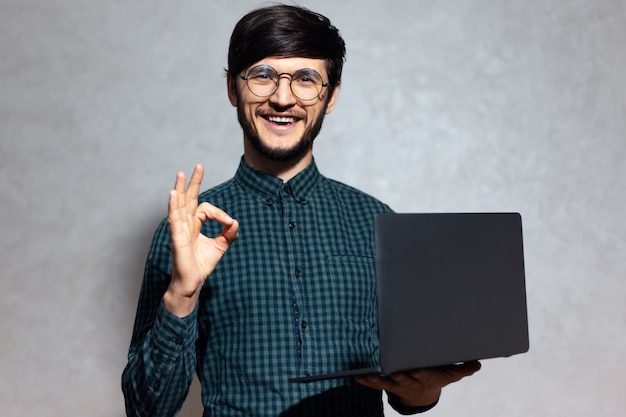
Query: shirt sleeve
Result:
<box><xmin>387</xmin><ymin>393</ymin><xmax>439</xmax><ymax>415</ymax></box>
<box><xmin>121</xmin><ymin>220</ymin><xmax>199</xmax><ymax>417</ymax></box>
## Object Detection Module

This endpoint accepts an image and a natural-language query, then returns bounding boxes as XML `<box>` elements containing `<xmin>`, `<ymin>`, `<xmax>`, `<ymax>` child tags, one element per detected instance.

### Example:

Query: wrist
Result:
<box><xmin>163</xmin><ymin>285</ymin><xmax>200</xmax><ymax>318</ymax></box>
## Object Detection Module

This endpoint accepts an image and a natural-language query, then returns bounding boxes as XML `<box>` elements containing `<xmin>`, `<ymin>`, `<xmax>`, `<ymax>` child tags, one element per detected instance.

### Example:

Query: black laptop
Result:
<box><xmin>289</xmin><ymin>212</ymin><xmax>529</xmax><ymax>383</ymax></box>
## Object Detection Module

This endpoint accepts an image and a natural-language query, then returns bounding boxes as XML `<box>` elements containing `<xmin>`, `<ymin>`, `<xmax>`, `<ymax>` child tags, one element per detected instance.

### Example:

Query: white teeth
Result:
<box><xmin>268</xmin><ymin>116</ymin><xmax>295</xmax><ymax>123</ymax></box>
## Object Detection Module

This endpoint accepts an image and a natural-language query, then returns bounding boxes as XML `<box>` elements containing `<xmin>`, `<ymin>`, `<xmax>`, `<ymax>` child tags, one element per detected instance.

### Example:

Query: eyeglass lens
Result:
<box><xmin>244</xmin><ymin>65</ymin><xmax>325</xmax><ymax>101</ymax></box>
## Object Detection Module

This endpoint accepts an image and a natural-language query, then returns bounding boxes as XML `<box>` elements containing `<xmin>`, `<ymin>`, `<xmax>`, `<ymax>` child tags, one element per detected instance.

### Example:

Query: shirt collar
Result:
<box><xmin>234</xmin><ymin>157</ymin><xmax>321</xmax><ymax>206</ymax></box>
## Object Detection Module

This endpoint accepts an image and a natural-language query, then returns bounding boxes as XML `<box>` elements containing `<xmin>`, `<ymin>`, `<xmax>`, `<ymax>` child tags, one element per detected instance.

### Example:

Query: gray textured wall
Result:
<box><xmin>1</xmin><ymin>1</ymin><xmax>625</xmax><ymax>416</ymax></box>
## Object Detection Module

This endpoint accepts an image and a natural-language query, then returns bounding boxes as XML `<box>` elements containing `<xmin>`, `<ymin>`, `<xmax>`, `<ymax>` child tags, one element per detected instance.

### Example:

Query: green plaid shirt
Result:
<box><xmin>123</xmin><ymin>159</ymin><xmax>428</xmax><ymax>416</ymax></box>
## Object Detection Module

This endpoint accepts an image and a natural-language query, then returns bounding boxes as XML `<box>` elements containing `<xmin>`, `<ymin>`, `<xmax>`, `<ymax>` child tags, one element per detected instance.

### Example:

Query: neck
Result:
<box><xmin>243</xmin><ymin>141</ymin><xmax>313</xmax><ymax>182</ymax></box>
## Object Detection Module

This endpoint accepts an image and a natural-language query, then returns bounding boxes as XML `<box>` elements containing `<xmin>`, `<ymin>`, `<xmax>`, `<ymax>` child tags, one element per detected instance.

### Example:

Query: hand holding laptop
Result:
<box><xmin>355</xmin><ymin>360</ymin><xmax>482</xmax><ymax>408</ymax></box>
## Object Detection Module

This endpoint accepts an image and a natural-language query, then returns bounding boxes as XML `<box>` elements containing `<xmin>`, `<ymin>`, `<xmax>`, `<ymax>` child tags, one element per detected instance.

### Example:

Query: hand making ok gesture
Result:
<box><xmin>163</xmin><ymin>164</ymin><xmax>239</xmax><ymax>317</ymax></box>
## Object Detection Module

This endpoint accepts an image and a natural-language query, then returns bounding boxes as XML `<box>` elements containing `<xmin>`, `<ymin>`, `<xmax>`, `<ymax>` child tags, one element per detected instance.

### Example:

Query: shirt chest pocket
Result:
<box><xmin>325</xmin><ymin>254</ymin><xmax>377</xmax><ymax>323</ymax></box>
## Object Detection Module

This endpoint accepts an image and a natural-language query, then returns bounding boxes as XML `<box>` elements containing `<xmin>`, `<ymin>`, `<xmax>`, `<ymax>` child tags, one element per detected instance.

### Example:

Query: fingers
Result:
<box><xmin>172</xmin><ymin>164</ymin><xmax>204</xmax><ymax>215</ymax></box>
<box><xmin>168</xmin><ymin>188</ymin><xmax>196</xmax><ymax>246</ymax></box>
<box><xmin>169</xmin><ymin>165</ymin><xmax>218</xmax><ymax>243</ymax></box>
<box><xmin>196</xmin><ymin>202</ymin><xmax>240</xmax><ymax>245</ymax></box>
<box><xmin>221</xmin><ymin>218</ymin><xmax>240</xmax><ymax>245</ymax></box>
<box><xmin>168</xmin><ymin>189</ymin><xmax>184</xmax><ymax>233</ymax></box>
<box><xmin>425</xmin><ymin>361</ymin><xmax>482</xmax><ymax>384</ymax></box>
<box><xmin>355</xmin><ymin>374</ymin><xmax>391</xmax><ymax>391</ymax></box>
<box><xmin>356</xmin><ymin>371</ymin><xmax>423</xmax><ymax>392</ymax></box>
<box><xmin>356</xmin><ymin>372</ymin><xmax>441</xmax><ymax>407</ymax></box>
<box><xmin>173</xmin><ymin>169</ymin><xmax>187</xmax><ymax>193</ymax></box>
<box><xmin>451</xmin><ymin>360</ymin><xmax>481</xmax><ymax>377</ymax></box>
<box><xmin>404</xmin><ymin>361</ymin><xmax>481</xmax><ymax>388</ymax></box>
<box><xmin>355</xmin><ymin>361</ymin><xmax>481</xmax><ymax>407</ymax></box>
<box><xmin>186</xmin><ymin>164</ymin><xmax>204</xmax><ymax>211</ymax></box>
<box><xmin>169</xmin><ymin>165</ymin><xmax>238</xmax><ymax>233</ymax></box>
<box><xmin>195</xmin><ymin>202</ymin><xmax>233</xmax><ymax>224</ymax></box>
<box><xmin>168</xmin><ymin>171</ymin><xmax>187</xmax><ymax>226</ymax></box>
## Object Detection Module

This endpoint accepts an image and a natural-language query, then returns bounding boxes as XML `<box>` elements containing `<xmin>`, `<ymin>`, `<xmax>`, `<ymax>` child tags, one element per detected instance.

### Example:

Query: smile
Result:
<box><xmin>266</xmin><ymin>116</ymin><xmax>298</xmax><ymax>125</ymax></box>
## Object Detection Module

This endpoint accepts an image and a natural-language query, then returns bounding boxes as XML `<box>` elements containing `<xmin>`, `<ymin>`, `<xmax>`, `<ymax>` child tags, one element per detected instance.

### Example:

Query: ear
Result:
<box><xmin>324</xmin><ymin>81</ymin><xmax>341</xmax><ymax>115</ymax></box>
<box><xmin>227</xmin><ymin>74</ymin><xmax>238</xmax><ymax>107</ymax></box>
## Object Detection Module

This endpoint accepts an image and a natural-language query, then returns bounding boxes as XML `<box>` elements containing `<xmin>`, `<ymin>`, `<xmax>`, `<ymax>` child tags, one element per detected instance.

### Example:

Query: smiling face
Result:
<box><xmin>228</xmin><ymin>57</ymin><xmax>340</xmax><ymax>171</ymax></box>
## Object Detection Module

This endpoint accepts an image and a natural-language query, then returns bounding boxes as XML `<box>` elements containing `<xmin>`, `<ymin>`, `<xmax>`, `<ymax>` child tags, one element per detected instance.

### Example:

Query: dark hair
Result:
<box><xmin>227</xmin><ymin>4</ymin><xmax>346</xmax><ymax>92</ymax></box>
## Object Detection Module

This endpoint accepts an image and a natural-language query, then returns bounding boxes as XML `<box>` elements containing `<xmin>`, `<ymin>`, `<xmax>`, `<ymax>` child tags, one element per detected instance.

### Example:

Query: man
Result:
<box><xmin>122</xmin><ymin>4</ymin><xmax>480</xmax><ymax>416</ymax></box>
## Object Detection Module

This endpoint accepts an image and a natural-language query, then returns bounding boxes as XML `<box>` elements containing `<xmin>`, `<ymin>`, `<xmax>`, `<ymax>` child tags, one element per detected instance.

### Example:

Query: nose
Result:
<box><xmin>269</xmin><ymin>75</ymin><xmax>297</xmax><ymax>107</ymax></box>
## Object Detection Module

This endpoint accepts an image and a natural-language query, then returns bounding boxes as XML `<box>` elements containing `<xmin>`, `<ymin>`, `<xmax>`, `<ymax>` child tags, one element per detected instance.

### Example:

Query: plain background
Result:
<box><xmin>1</xmin><ymin>0</ymin><xmax>625</xmax><ymax>416</ymax></box>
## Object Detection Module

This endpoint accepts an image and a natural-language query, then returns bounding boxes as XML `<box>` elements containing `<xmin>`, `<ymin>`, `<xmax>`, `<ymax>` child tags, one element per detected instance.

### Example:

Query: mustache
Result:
<box><xmin>256</xmin><ymin>108</ymin><xmax>307</xmax><ymax>119</ymax></box>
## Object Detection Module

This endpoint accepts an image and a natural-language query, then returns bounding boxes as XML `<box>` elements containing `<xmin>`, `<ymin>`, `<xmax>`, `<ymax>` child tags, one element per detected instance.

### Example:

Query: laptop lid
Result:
<box><xmin>376</xmin><ymin>212</ymin><xmax>529</xmax><ymax>372</ymax></box>
<box><xmin>289</xmin><ymin>212</ymin><xmax>529</xmax><ymax>383</ymax></box>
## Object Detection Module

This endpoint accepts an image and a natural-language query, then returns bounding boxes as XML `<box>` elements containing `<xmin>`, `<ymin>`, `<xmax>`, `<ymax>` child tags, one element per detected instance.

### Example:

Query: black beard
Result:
<box><xmin>236</xmin><ymin>101</ymin><xmax>328</xmax><ymax>163</ymax></box>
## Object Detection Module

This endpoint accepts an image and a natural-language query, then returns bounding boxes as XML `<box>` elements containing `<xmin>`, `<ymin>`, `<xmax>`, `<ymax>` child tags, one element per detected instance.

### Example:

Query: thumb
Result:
<box><xmin>220</xmin><ymin>218</ymin><xmax>239</xmax><ymax>245</ymax></box>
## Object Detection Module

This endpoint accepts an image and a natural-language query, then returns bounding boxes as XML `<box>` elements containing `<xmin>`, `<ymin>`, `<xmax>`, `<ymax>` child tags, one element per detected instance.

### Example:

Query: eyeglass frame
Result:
<box><xmin>239</xmin><ymin>65</ymin><xmax>330</xmax><ymax>101</ymax></box>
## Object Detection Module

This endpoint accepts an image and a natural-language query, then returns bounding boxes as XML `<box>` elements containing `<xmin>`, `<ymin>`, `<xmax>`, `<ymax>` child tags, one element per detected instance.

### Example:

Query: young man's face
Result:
<box><xmin>228</xmin><ymin>56</ymin><xmax>340</xmax><ymax>163</ymax></box>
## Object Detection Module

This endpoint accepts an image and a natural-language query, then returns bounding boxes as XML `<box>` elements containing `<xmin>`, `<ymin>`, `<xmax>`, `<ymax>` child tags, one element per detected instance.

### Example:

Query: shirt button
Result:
<box><xmin>284</xmin><ymin>184</ymin><xmax>292</xmax><ymax>194</ymax></box>
<box><xmin>288</xmin><ymin>221</ymin><xmax>296</xmax><ymax>229</ymax></box>
<box><xmin>301</xmin><ymin>320</ymin><xmax>307</xmax><ymax>329</ymax></box>
<box><xmin>295</xmin><ymin>269</ymin><xmax>302</xmax><ymax>278</ymax></box>
<box><xmin>265</xmin><ymin>197</ymin><xmax>274</xmax><ymax>206</ymax></box>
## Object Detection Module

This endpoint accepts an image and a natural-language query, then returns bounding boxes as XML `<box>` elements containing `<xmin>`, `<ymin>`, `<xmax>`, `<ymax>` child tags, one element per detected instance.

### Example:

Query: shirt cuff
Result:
<box><xmin>152</xmin><ymin>301</ymin><xmax>199</xmax><ymax>355</ymax></box>
<box><xmin>387</xmin><ymin>393</ymin><xmax>439</xmax><ymax>415</ymax></box>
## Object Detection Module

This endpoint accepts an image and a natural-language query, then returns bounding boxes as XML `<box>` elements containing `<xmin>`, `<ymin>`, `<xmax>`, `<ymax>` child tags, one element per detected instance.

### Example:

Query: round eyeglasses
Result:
<box><xmin>240</xmin><ymin>65</ymin><xmax>329</xmax><ymax>101</ymax></box>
